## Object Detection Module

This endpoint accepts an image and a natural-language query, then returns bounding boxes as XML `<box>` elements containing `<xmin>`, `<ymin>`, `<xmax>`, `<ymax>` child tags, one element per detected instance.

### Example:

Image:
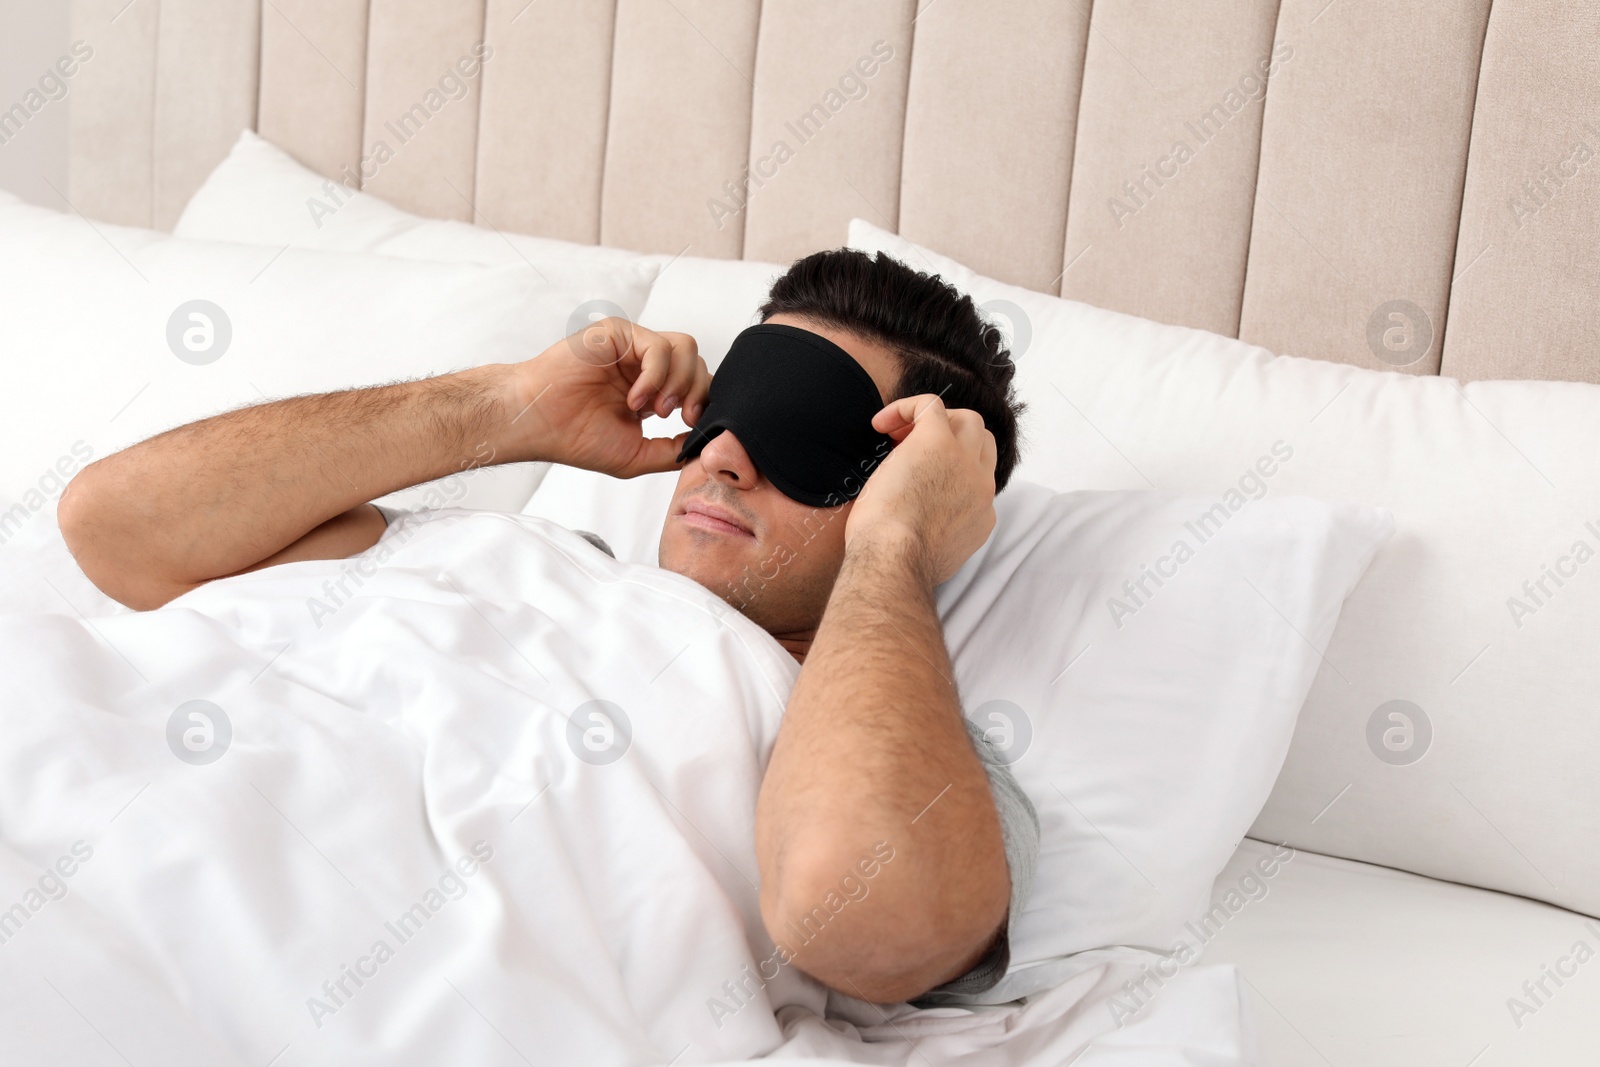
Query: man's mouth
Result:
<box><xmin>679</xmin><ymin>499</ymin><xmax>756</xmax><ymax>538</ymax></box>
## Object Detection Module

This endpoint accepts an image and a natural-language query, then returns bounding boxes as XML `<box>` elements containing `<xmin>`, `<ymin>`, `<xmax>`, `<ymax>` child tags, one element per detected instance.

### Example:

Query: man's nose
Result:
<box><xmin>699</xmin><ymin>430</ymin><xmax>761</xmax><ymax>491</ymax></box>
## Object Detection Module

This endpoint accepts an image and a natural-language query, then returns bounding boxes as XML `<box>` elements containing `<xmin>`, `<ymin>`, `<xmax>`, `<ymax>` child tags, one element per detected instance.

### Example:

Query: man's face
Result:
<box><xmin>657</xmin><ymin>314</ymin><xmax>901</xmax><ymax>638</ymax></box>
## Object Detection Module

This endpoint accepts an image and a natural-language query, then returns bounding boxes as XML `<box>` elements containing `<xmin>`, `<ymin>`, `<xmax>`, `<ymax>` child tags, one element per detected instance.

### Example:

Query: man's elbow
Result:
<box><xmin>759</xmin><ymin>841</ymin><xmax>1008</xmax><ymax>1004</ymax></box>
<box><xmin>57</xmin><ymin>464</ymin><xmax>178</xmax><ymax>610</ymax></box>
<box><xmin>56</xmin><ymin>465</ymin><xmax>109</xmax><ymax>580</ymax></box>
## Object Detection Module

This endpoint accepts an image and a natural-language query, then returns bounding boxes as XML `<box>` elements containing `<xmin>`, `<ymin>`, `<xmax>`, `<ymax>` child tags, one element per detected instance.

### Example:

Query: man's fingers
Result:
<box><xmin>949</xmin><ymin>409</ymin><xmax>994</xmax><ymax>453</ymax></box>
<box><xmin>946</xmin><ymin>408</ymin><xmax>984</xmax><ymax>434</ymax></box>
<box><xmin>619</xmin><ymin>329</ymin><xmax>701</xmax><ymax>418</ymax></box>
<box><xmin>571</xmin><ymin>319</ymin><xmax>706</xmax><ymax>421</ymax></box>
<box><xmin>976</xmin><ymin>430</ymin><xmax>998</xmax><ymax>483</ymax></box>
<box><xmin>948</xmin><ymin>411</ymin><xmax>997</xmax><ymax>481</ymax></box>
<box><xmin>569</xmin><ymin>318</ymin><xmax>606</xmax><ymax>359</ymax></box>
<box><xmin>871</xmin><ymin>395</ymin><xmax>996</xmax><ymax>482</ymax></box>
<box><xmin>569</xmin><ymin>316</ymin><xmax>629</xmax><ymax>366</ymax></box>
<box><xmin>872</xmin><ymin>393</ymin><xmax>949</xmax><ymax>437</ymax></box>
<box><xmin>650</xmin><ymin>333</ymin><xmax>702</xmax><ymax>419</ymax></box>
<box><xmin>621</xmin><ymin>431</ymin><xmax>691</xmax><ymax>477</ymax></box>
<box><xmin>682</xmin><ymin>360</ymin><xmax>712</xmax><ymax>425</ymax></box>
<box><xmin>624</xmin><ymin>329</ymin><xmax>676</xmax><ymax>412</ymax></box>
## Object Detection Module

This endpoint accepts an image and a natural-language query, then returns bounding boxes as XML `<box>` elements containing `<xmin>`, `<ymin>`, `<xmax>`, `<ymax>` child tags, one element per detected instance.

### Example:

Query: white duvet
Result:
<box><xmin>0</xmin><ymin>509</ymin><xmax>1256</xmax><ymax>1065</ymax></box>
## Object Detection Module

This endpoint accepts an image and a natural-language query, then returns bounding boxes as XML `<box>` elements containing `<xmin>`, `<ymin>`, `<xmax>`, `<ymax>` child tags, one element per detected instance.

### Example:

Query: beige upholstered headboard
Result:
<box><xmin>69</xmin><ymin>0</ymin><xmax>1600</xmax><ymax>384</ymax></box>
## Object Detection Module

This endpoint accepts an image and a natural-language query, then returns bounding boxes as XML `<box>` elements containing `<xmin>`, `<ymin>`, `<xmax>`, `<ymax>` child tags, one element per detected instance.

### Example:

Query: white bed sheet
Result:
<box><xmin>0</xmin><ymin>509</ymin><xmax>1258</xmax><ymax>1065</ymax></box>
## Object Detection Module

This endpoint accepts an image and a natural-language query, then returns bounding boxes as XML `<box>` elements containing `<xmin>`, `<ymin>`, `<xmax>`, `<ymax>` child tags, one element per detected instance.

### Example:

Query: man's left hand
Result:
<box><xmin>846</xmin><ymin>394</ymin><xmax>997</xmax><ymax>585</ymax></box>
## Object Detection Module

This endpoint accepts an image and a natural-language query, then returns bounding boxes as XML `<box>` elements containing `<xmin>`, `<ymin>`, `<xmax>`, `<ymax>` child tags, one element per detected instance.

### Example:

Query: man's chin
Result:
<box><xmin>658</xmin><ymin>536</ymin><xmax>756</xmax><ymax>596</ymax></box>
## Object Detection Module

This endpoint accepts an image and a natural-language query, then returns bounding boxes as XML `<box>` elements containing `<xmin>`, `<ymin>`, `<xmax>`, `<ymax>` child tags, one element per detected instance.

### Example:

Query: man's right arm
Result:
<box><xmin>58</xmin><ymin>320</ymin><xmax>708</xmax><ymax>610</ymax></box>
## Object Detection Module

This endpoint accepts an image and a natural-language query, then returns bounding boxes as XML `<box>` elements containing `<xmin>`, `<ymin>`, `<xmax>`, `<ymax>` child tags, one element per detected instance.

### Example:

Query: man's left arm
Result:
<box><xmin>754</xmin><ymin>395</ymin><xmax>1011</xmax><ymax>1004</ymax></box>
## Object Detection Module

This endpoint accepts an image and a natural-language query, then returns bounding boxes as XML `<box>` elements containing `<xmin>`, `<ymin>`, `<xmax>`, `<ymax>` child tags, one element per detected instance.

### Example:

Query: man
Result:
<box><xmin>59</xmin><ymin>248</ymin><xmax>1036</xmax><ymax>1006</ymax></box>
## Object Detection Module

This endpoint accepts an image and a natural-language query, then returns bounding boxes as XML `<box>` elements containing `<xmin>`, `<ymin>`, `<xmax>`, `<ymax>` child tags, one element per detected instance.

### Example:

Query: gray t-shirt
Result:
<box><xmin>373</xmin><ymin>506</ymin><xmax>1041</xmax><ymax>999</ymax></box>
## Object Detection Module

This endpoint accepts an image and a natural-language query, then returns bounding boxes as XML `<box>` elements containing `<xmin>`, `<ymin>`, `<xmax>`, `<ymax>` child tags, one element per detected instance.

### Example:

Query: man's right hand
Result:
<box><xmin>506</xmin><ymin>318</ymin><xmax>710</xmax><ymax>479</ymax></box>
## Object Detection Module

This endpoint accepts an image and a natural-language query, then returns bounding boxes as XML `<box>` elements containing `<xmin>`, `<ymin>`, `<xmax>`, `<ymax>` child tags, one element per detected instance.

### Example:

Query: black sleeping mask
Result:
<box><xmin>675</xmin><ymin>323</ymin><xmax>894</xmax><ymax>507</ymax></box>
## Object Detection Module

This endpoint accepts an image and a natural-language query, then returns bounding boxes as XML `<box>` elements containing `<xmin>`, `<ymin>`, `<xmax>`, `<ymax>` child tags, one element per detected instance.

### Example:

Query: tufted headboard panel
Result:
<box><xmin>68</xmin><ymin>0</ymin><xmax>1600</xmax><ymax>383</ymax></box>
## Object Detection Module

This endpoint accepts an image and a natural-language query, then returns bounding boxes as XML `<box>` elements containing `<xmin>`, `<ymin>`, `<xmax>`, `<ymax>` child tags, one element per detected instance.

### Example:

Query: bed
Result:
<box><xmin>3</xmin><ymin>1</ymin><xmax>1597</xmax><ymax>1063</ymax></box>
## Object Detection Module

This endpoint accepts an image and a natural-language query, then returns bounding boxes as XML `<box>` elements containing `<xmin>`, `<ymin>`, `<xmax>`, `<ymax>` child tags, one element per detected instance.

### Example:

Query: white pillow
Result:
<box><xmin>943</xmin><ymin>482</ymin><xmax>1387</xmax><ymax>994</ymax></box>
<box><xmin>849</xmin><ymin>216</ymin><xmax>1600</xmax><ymax>920</ymax></box>
<box><xmin>172</xmin><ymin>130</ymin><xmax>660</xmax><ymax>322</ymax></box>
<box><xmin>527</xmin><ymin>464</ymin><xmax>1389</xmax><ymax>987</ymax></box>
<box><xmin>0</xmin><ymin>191</ymin><xmax>592</xmax><ymax>573</ymax></box>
